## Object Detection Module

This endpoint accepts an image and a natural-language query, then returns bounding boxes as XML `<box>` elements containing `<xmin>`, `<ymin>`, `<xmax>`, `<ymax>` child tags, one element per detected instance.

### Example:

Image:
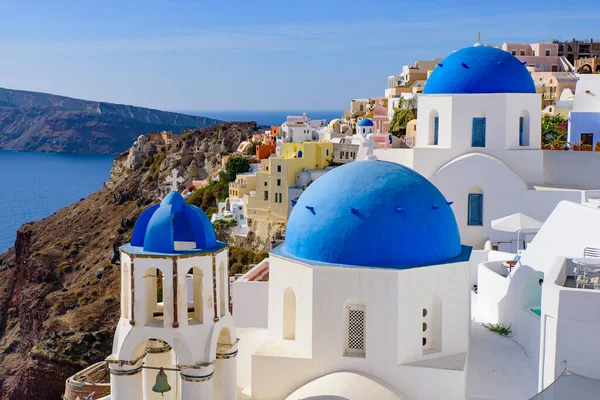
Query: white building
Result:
<box><xmin>280</xmin><ymin>113</ymin><xmax>326</xmax><ymax>143</ymax></box>
<box><xmin>212</xmin><ymin>198</ymin><xmax>249</xmax><ymax>236</ymax></box>
<box><xmin>375</xmin><ymin>44</ymin><xmax>600</xmax><ymax>250</ymax></box>
<box><xmin>245</xmin><ymin>159</ymin><xmax>471</xmax><ymax>400</ymax></box>
<box><xmin>105</xmin><ymin>188</ymin><xmax>237</xmax><ymax>400</ymax></box>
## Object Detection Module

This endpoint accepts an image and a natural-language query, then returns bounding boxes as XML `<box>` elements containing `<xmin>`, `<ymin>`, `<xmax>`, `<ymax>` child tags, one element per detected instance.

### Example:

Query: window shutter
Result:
<box><xmin>346</xmin><ymin>304</ymin><xmax>366</xmax><ymax>355</ymax></box>
<box><xmin>468</xmin><ymin>193</ymin><xmax>483</xmax><ymax>226</ymax></box>
<box><xmin>433</xmin><ymin>116</ymin><xmax>439</xmax><ymax>145</ymax></box>
<box><xmin>472</xmin><ymin>118</ymin><xmax>486</xmax><ymax>147</ymax></box>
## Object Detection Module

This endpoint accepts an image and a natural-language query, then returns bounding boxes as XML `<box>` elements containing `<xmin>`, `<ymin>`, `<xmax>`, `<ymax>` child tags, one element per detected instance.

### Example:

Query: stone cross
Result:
<box><xmin>166</xmin><ymin>168</ymin><xmax>184</xmax><ymax>192</ymax></box>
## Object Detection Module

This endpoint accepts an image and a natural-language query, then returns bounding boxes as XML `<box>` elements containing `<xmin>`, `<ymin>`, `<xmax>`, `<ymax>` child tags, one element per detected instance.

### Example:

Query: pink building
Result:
<box><xmin>373</xmin><ymin>103</ymin><xmax>389</xmax><ymax>134</ymax></box>
<box><xmin>502</xmin><ymin>42</ymin><xmax>565</xmax><ymax>72</ymax></box>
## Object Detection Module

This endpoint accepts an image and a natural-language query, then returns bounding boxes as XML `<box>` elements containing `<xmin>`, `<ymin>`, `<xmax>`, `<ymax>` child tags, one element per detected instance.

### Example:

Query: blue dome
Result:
<box><xmin>423</xmin><ymin>46</ymin><xmax>536</xmax><ymax>95</ymax></box>
<box><xmin>357</xmin><ymin>119</ymin><xmax>374</xmax><ymax>127</ymax></box>
<box><xmin>130</xmin><ymin>192</ymin><xmax>217</xmax><ymax>253</ymax></box>
<box><xmin>280</xmin><ymin>160</ymin><xmax>463</xmax><ymax>268</ymax></box>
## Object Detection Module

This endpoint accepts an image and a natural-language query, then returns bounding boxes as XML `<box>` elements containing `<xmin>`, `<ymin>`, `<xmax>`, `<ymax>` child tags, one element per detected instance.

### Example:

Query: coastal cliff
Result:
<box><xmin>0</xmin><ymin>121</ymin><xmax>257</xmax><ymax>399</ymax></box>
<box><xmin>0</xmin><ymin>87</ymin><xmax>221</xmax><ymax>154</ymax></box>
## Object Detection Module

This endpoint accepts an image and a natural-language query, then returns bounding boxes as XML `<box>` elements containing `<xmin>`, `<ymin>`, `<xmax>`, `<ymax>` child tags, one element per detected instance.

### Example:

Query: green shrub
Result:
<box><xmin>482</xmin><ymin>323</ymin><xmax>512</xmax><ymax>336</ymax></box>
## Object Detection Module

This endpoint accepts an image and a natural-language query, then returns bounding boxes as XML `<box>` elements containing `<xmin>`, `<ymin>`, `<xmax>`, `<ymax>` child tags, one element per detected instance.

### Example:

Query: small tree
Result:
<box><xmin>220</xmin><ymin>155</ymin><xmax>251</xmax><ymax>183</ymax></box>
<box><xmin>541</xmin><ymin>114</ymin><xmax>568</xmax><ymax>147</ymax></box>
<box><xmin>388</xmin><ymin>108</ymin><xmax>416</xmax><ymax>134</ymax></box>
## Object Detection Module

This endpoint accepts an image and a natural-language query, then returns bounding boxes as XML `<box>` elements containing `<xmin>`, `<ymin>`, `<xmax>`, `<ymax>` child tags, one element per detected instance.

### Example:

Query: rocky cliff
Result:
<box><xmin>0</xmin><ymin>121</ymin><xmax>257</xmax><ymax>400</ymax></box>
<box><xmin>0</xmin><ymin>87</ymin><xmax>222</xmax><ymax>154</ymax></box>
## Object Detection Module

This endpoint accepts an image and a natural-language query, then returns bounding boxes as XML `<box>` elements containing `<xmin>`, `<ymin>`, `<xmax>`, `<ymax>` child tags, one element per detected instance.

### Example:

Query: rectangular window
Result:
<box><xmin>345</xmin><ymin>304</ymin><xmax>366</xmax><ymax>356</ymax></box>
<box><xmin>519</xmin><ymin>117</ymin><xmax>527</xmax><ymax>146</ymax></box>
<box><xmin>264</xmin><ymin>181</ymin><xmax>267</xmax><ymax>186</ymax></box>
<box><xmin>277</xmin><ymin>179</ymin><xmax>281</xmax><ymax>186</ymax></box>
<box><xmin>326</xmin><ymin>149</ymin><xmax>329</xmax><ymax>156</ymax></box>
<box><xmin>433</xmin><ymin>116</ymin><xmax>439</xmax><ymax>145</ymax></box>
<box><xmin>468</xmin><ymin>193</ymin><xmax>483</xmax><ymax>226</ymax></box>
<box><xmin>264</xmin><ymin>191</ymin><xmax>269</xmax><ymax>201</ymax></box>
<box><xmin>472</xmin><ymin>118</ymin><xmax>486</xmax><ymax>147</ymax></box>
<box><xmin>546</xmin><ymin>49</ymin><xmax>551</xmax><ymax>56</ymax></box>
<box><xmin>511</xmin><ymin>51</ymin><xmax>516</xmax><ymax>56</ymax></box>
<box><xmin>277</xmin><ymin>165</ymin><xmax>282</xmax><ymax>172</ymax></box>
<box><xmin>520</xmin><ymin>50</ymin><xmax>525</xmax><ymax>56</ymax></box>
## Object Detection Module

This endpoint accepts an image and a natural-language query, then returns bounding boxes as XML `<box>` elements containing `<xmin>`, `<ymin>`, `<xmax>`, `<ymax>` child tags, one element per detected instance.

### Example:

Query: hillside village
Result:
<box><xmin>4</xmin><ymin>36</ymin><xmax>600</xmax><ymax>399</ymax></box>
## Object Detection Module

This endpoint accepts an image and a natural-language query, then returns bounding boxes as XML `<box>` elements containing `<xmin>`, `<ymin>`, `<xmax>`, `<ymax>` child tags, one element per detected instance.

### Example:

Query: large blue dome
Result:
<box><xmin>423</xmin><ymin>46</ymin><xmax>536</xmax><ymax>95</ymax></box>
<box><xmin>130</xmin><ymin>191</ymin><xmax>217</xmax><ymax>253</ymax></box>
<box><xmin>279</xmin><ymin>160</ymin><xmax>463</xmax><ymax>268</ymax></box>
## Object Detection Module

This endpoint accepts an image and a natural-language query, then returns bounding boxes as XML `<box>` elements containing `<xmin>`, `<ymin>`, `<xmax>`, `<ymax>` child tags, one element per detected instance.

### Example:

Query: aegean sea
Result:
<box><xmin>0</xmin><ymin>151</ymin><xmax>114</xmax><ymax>252</ymax></box>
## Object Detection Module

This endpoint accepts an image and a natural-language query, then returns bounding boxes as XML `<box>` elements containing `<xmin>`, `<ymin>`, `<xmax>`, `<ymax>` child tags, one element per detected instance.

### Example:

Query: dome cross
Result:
<box><xmin>166</xmin><ymin>168</ymin><xmax>184</xmax><ymax>192</ymax></box>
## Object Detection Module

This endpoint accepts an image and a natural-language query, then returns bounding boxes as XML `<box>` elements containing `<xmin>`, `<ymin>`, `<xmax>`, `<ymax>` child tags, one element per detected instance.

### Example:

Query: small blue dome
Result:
<box><xmin>357</xmin><ymin>119</ymin><xmax>374</xmax><ymax>127</ymax></box>
<box><xmin>280</xmin><ymin>160</ymin><xmax>463</xmax><ymax>268</ymax></box>
<box><xmin>423</xmin><ymin>46</ymin><xmax>536</xmax><ymax>95</ymax></box>
<box><xmin>130</xmin><ymin>192</ymin><xmax>217</xmax><ymax>253</ymax></box>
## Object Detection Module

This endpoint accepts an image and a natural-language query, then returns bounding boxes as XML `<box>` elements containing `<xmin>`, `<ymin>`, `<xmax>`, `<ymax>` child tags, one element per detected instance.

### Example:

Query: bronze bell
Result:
<box><xmin>152</xmin><ymin>367</ymin><xmax>172</xmax><ymax>396</ymax></box>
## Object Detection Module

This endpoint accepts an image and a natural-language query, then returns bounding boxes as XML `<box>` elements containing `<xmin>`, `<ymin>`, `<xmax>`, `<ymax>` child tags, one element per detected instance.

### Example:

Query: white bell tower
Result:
<box><xmin>107</xmin><ymin>180</ymin><xmax>237</xmax><ymax>400</ymax></box>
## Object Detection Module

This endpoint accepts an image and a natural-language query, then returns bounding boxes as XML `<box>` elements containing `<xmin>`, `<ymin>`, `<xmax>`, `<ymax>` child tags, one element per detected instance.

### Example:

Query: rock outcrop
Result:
<box><xmin>0</xmin><ymin>121</ymin><xmax>257</xmax><ymax>400</ymax></box>
<box><xmin>0</xmin><ymin>87</ymin><xmax>222</xmax><ymax>154</ymax></box>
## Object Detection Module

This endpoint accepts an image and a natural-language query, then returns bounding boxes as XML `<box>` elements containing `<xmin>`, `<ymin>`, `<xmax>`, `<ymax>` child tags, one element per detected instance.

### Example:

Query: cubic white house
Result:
<box><xmin>375</xmin><ymin>45</ymin><xmax>600</xmax><ymax>250</ymax></box>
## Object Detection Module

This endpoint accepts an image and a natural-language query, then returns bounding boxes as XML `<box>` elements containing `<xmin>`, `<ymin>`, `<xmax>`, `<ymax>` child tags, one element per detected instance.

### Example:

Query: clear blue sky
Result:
<box><xmin>1</xmin><ymin>0</ymin><xmax>599</xmax><ymax>111</ymax></box>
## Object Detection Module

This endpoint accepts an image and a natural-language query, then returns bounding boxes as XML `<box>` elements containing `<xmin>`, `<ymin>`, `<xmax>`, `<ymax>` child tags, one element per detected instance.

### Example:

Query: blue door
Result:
<box><xmin>472</xmin><ymin>118</ymin><xmax>486</xmax><ymax>147</ymax></box>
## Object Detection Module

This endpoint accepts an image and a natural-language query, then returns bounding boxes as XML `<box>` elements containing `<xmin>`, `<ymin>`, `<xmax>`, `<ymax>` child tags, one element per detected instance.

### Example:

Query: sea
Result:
<box><xmin>0</xmin><ymin>151</ymin><xmax>115</xmax><ymax>253</ymax></box>
<box><xmin>0</xmin><ymin>110</ymin><xmax>342</xmax><ymax>254</ymax></box>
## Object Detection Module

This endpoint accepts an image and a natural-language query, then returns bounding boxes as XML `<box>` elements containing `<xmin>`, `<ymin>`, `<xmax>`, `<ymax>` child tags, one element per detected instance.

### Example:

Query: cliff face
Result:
<box><xmin>0</xmin><ymin>87</ymin><xmax>222</xmax><ymax>154</ymax></box>
<box><xmin>0</xmin><ymin>121</ymin><xmax>257</xmax><ymax>400</ymax></box>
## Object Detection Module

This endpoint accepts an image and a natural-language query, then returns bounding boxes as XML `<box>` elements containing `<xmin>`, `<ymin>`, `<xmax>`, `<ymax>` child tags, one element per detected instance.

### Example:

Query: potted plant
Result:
<box><xmin>582</xmin><ymin>143</ymin><xmax>593</xmax><ymax>152</ymax></box>
<box><xmin>595</xmin><ymin>142</ymin><xmax>600</xmax><ymax>152</ymax></box>
<box><xmin>572</xmin><ymin>142</ymin><xmax>580</xmax><ymax>151</ymax></box>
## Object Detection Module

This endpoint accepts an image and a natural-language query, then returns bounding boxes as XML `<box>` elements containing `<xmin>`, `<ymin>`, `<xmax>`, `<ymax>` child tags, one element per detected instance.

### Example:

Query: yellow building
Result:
<box><xmin>228</xmin><ymin>172</ymin><xmax>257</xmax><ymax>199</ymax></box>
<box><xmin>245</xmin><ymin>142</ymin><xmax>333</xmax><ymax>222</ymax></box>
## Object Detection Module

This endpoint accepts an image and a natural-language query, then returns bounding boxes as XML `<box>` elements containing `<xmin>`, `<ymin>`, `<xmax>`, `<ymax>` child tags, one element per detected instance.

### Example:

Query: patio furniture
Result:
<box><xmin>505</xmin><ymin>255</ymin><xmax>521</xmax><ymax>272</ymax></box>
<box><xmin>573</xmin><ymin>256</ymin><xmax>600</xmax><ymax>289</ymax></box>
<box><xmin>491</xmin><ymin>213</ymin><xmax>543</xmax><ymax>251</ymax></box>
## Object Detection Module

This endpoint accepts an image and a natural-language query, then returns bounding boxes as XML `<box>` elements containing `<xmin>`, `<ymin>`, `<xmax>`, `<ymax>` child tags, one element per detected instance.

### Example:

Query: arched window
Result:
<box><xmin>422</xmin><ymin>296</ymin><xmax>442</xmax><ymax>355</ymax></box>
<box><xmin>519</xmin><ymin>110</ymin><xmax>530</xmax><ymax>146</ymax></box>
<box><xmin>298</xmin><ymin>150</ymin><xmax>303</xmax><ymax>158</ymax></box>
<box><xmin>345</xmin><ymin>302</ymin><xmax>366</xmax><ymax>357</ymax></box>
<box><xmin>143</xmin><ymin>267</ymin><xmax>164</xmax><ymax>327</ymax></box>
<box><xmin>429</xmin><ymin>110</ymin><xmax>439</xmax><ymax>145</ymax></box>
<box><xmin>468</xmin><ymin>187</ymin><xmax>484</xmax><ymax>226</ymax></box>
<box><xmin>219</xmin><ymin>262</ymin><xmax>226</xmax><ymax>317</ymax></box>
<box><xmin>472</xmin><ymin>116</ymin><xmax>486</xmax><ymax>147</ymax></box>
<box><xmin>283</xmin><ymin>288</ymin><xmax>296</xmax><ymax>340</ymax></box>
<box><xmin>187</xmin><ymin>267</ymin><xmax>203</xmax><ymax>325</ymax></box>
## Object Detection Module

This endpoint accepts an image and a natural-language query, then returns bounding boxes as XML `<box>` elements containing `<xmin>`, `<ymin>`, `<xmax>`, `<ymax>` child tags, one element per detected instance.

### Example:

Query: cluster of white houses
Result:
<box><xmin>64</xmin><ymin>43</ymin><xmax>600</xmax><ymax>400</ymax></box>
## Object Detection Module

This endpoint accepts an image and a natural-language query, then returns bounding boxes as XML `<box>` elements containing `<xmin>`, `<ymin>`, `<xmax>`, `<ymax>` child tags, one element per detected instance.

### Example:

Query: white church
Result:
<box><xmin>70</xmin><ymin>42</ymin><xmax>600</xmax><ymax>400</ymax></box>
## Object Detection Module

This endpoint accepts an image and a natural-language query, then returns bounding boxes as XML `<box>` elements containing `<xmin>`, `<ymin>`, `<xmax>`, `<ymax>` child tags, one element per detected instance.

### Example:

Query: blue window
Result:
<box><xmin>326</xmin><ymin>149</ymin><xmax>329</xmax><ymax>156</ymax></box>
<box><xmin>298</xmin><ymin>151</ymin><xmax>303</xmax><ymax>158</ymax></box>
<box><xmin>472</xmin><ymin>118</ymin><xmax>486</xmax><ymax>147</ymax></box>
<box><xmin>433</xmin><ymin>116</ymin><xmax>439</xmax><ymax>145</ymax></box>
<box><xmin>468</xmin><ymin>193</ymin><xmax>483</xmax><ymax>226</ymax></box>
<box><xmin>277</xmin><ymin>165</ymin><xmax>281</xmax><ymax>172</ymax></box>
<box><xmin>519</xmin><ymin>117</ymin><xmax>529</xmax><ymax>146</ymax></box>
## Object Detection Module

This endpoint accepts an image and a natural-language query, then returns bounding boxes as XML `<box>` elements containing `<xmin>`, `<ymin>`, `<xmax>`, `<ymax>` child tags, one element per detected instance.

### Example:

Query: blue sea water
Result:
<box><xmin>0</xmin><ymin>151</ymin><xmax>115</xmax><ymax>253</ymax></box>
<box><xmin>182</xmin><ymin>110</ymin><xmax>343</xmax><ymax>127</ymax></box>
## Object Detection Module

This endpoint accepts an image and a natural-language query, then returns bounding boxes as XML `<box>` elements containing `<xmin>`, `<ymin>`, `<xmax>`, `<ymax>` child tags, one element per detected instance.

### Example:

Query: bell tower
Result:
<box><xmin>107</xmin><ymin>171</ymin><xmax>237</xmax><ymax>400</ymax></box>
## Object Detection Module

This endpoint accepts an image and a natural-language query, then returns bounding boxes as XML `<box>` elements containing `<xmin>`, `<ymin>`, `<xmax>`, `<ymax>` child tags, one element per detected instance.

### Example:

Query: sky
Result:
<box><xmin>1</xmin><ymin>0</ymin><xmax>599</xmax><ymax>112</ymax></box>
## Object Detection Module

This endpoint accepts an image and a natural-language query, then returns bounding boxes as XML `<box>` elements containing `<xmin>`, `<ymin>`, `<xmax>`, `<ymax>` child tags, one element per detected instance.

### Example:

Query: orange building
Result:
<box><xmin>256</xmin><ymin>126</ymin><xmax>279</xmax><ymax>159</ymax></box>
